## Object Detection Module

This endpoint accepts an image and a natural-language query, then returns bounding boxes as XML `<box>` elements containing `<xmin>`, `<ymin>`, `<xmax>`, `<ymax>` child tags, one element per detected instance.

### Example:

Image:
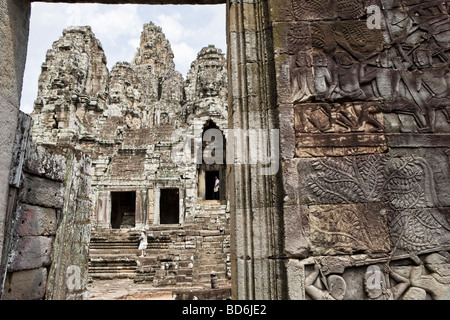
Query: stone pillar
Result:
<box><xmin>179</xmin><ymin>188</ymin><xmax>185</xmax><ymax>224</ymax></box>
<box><xmin>228</xmin><ymin>0</ymin><xmax>285</xmax><ymax>300</ymax></box>
<box><xmin>0</xmin><ymin>0</ymin><xmax>31</xmax><ymax>296</ymax></box>
<box><xmin>96</xmin><ymin>190</ymin><xmax>111</xmax><ymax>229</ymax></box>
<box><xmin>45</xmin><ymin>149</ymin><xmax>92</xmax><ymax>300</ymax></box>
<box><xmin>135</xmin><ymin>189</ymin><xmax>146</xmax><ymax>229</ymax></box>
<box><xmin>147</xmin><ymin>187</ymin><xmax>154</xmax><ymax>225</ymax></box>
<box><xmin>153</xmin><ymin>188</ymin><xmax>160</xmax><ymax>225</ymax></box>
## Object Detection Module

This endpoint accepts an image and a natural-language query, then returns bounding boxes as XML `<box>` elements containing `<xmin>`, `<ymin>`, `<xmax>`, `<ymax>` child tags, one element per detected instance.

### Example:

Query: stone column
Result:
<box><xmin>96</xmin><ymin>190</ymin><xmax>111</xmax><ymax>229</ymax></box>
<box><xmin>147</xmin><ymin>187</ymin><xmax>154</xmax><ymax>225</ymax></box>
<box><xmin>228</xmin><ymin>0</ymin><xmax>285</xmax><ymax>300</ymax></box>
<box><xmin>135</xmin><ymin>189</ymin><xmax>146</xmax><ymax>229</ymax></box>
<box><xmin>153</xmin><ymin>188</ymin><xmax>160</xmax><ymax>225</ymax></box>
<box><xmin>179</xmin><ymin>187</ymin><xmax>185</xmax><ymax>224</ymax></box>
<box><xmin>0</xmin><ymin>0</ymin><xmax>31</xmax><ymax>294</ymax></box>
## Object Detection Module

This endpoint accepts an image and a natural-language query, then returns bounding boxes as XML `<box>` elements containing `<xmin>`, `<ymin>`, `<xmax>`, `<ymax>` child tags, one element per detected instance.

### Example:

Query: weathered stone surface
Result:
<box><xmin>19</xmin><ymin>173</ymin><xmax>64</xmax><ymax>209</ymax></box>
<box><xmin>3</xmin><ymin>268</ymin><xmax>47</xmax><ymax>300</ymax></box>
<box><xmin>283</xmin><ymin>205</ymin><xmax>310</xmax><ymax>258</ymax></box>
<box><xmin>8</xmin><ymin>236</ymin><xmax>54</xmax><ymax>272</ymax></box>
<box><xmin>14</xmin><ymin>204</ymin><xmax>57</xmax><ymax>236</ymax></box>
<box><xmin>308</xmin><ymin>203</ymin><xmax>391</xmax><ymax>256</ymax></box>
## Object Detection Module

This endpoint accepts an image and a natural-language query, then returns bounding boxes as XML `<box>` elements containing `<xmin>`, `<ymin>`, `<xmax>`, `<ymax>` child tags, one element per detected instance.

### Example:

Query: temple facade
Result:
<box><xmin>30</xmin><ymin>23</ymin><xmax>230</xmax><ymax>287</ymax></box>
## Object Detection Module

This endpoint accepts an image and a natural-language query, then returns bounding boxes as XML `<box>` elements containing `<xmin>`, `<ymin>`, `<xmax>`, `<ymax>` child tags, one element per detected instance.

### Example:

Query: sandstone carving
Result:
<box><xmin>305</xmin><ymin>262</ymin><xmax>346</xmax><ymax>300</ymax></box>
<box><xmin>363</xmin><ymin>264</ymin><xmax>410</xmax><ymax>300</ymax></box>
<box><xmin>409</xmin><ymin>252</ymin><xmax>450</xmax><ymax>300</ymax></box>
<box><xmin>287</xmin><ymin>0</ymin><xmax>450</xmax><ymax>134</ymax></box>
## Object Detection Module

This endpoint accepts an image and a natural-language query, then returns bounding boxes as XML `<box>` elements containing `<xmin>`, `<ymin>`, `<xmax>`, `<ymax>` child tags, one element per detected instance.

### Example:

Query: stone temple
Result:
<box><xmin>30</xmin><ymin>23</ymin><xmax>230</xmax><ymax>288</ymax></box>
<box><xmin>1</xmin><ymin>0</ymin><xmax>450</xmax><ymax>301</ymax></box>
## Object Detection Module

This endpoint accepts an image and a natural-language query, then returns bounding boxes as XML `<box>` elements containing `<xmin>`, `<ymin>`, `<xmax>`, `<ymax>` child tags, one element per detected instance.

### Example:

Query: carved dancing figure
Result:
<box><xmin>305</xmin><ymin>263</ymin><xmax>346</xmax><ymax>300</ymax></box>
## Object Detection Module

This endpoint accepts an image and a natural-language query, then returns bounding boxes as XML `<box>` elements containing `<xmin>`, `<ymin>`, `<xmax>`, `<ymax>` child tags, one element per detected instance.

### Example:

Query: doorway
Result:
<box><xmin>160</xmin><ymin>188</ymin><xmax>180</xmax><ymax>224</ymax></box>
<box><xmin>111</xmin><ymin>191</ymin><xmax>136</xmax><ymax>229</ymax></box>
<box><xmin>205</xmin><ymin>170</ymin><xmax>219</xmax><ymax>200</ymax></box>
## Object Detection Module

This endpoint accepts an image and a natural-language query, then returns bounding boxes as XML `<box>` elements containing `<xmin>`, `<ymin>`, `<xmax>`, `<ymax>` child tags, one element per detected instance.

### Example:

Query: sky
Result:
<box><xmin>20</xmin><ymin>3</ymin><xmax>227</xmax><ymax>114</ymax></box>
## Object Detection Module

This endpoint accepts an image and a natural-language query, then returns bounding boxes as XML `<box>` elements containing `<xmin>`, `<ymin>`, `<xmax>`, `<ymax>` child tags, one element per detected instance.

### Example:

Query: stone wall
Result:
<box><xmin>1</xmin><ymin>112</ymin><xmax>92</xmax><ymax>300</ymax></box>
<box><xmin>0</xmin><ymin>0</ymin><xmax>31</xmax><ymax>287</ymax></box>
<box><xmin>272</xmin><ymin>0</ymin><xmax>450</xmax><ymax>300</ymax></box>
<box><xmin>3</xmin><ymin>0</ymin><xmax>449</xmax><ymax>301</ymax></box>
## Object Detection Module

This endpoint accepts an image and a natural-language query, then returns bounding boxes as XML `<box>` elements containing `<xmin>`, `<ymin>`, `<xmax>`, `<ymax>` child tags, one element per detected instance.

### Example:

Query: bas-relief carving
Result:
<box><xmin>302</xmin><ymin>154</ymin><xmax>450</xmax><ymax>253</ymax></box>
<box><xmin>282</xmin><ymin>0</ymin><xmax>450</xmax><ymax>300</ymax></box>
<box><xmin>293</xmin><ymin>152</ymin><xmax>450</xmax><ymax>299</ymax></box>
<box><xmin>308</xmin><ymin>203</ymin><xmax>390</xmax><ymax>256</ymax></box>
<box><xmin>286</xmin><ymin>0</ymin><xmax>450</xmax><ymax>136</ymax></box>
<box><xmin>302</xmin><ymin>251</ymin><xmax>450</xmax><ymax>300</ymax></box>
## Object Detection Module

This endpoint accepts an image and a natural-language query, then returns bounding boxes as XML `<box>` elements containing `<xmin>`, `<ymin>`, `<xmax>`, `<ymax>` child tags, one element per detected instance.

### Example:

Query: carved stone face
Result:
<box><xmin>313</xmin><ymin>53</ymin><xmax>327</xmax><ymax>67</ymax></box>
<box><xmin>198</xmin><ymin>64</ymin><xmax>222</xmax><ymax>98</ymax></box>
<box><xmin>414</xmin><ymin>50</ymin><xmax>432</xmax><ymax>69</ymax></box>
<box><xmin>52</xmin><ymin>72</ymin><xmax>69</xmax><ymax>89</ymax></box>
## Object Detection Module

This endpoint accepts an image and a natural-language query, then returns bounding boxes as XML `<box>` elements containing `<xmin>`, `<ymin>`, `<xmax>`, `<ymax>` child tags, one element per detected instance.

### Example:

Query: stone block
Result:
<box><xmin>14</xmin><ymin>203</ymin><xmax>57</xmax><ymax>236</ymax></box>
<box><xmin>283</xmin><ymin>205</ymin><xmax>310</xmax><ymax>258</ymax></box>
<box><xmin>24</xmin><ymin>143</ymin><xmax>66</xmax><ymax>182</ymax></box>
<box><xmin>307</xmin><ymin>203</ymin><xmax>391</xmax><ymax>256</ymax></box>
<box><xmin>278</xmin><ymin>105</ymin><xmax>295</xmax><ymax>160</ymax></box>
<box><xmin>3</xmin><ymin>268</ymin><xmax>47</xmax><ymax>300</ymax></box>
<box><xmin>19</xmin><ymin>173</ymin><xmax>64</xmax><ymax>209</ymax></box>
<box><xmin>8</xmin><ymin>236</ymin><xmax>54</xmax><ymax>272</ymax></box>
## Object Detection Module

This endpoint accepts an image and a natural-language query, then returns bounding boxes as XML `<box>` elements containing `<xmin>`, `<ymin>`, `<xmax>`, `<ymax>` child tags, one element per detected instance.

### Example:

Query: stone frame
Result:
<box><xmin>0</xmin><ymin>0</ymin><xmax>283</xmax><ymax>300</ymax></box>
<box><xmin>153</xmin><ymin>185</ymin><xmax>185</xmax><ymax>225</ymax></box>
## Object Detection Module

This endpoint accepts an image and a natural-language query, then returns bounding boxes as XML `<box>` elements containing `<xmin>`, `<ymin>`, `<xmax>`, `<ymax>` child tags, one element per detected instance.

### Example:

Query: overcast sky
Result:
<box><xmin>20</xmin><ymin>3</ymin><xmax>227</xmax><ymax>114</ymax></box>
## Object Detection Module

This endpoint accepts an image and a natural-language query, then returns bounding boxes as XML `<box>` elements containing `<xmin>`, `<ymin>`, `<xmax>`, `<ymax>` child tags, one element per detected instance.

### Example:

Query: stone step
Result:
<box><xmin>196</xmin><ymin>271</ymin><xmax>227</xmax><ymax>282</ymax></box>
<box><xmin>197</xmin><ymin>264</ymin><xmax>226</xmax><ymax>273</ymax></box>
<box><xmin>89</xmin><ymin>272</ymin><xmax>136</xmax><ymax>280</ymax></box>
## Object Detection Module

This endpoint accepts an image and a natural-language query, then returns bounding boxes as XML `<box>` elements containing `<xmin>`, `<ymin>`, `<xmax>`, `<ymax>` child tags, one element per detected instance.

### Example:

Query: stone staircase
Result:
<box><xmin>88</xmin><ymin>229</ymin><xmax>140</xmax><ymax>280</ymax></box>
<box><xmin>88</xmin><ymin>200</ymin><xmax>231</xmax><ymax>287</ymax></box>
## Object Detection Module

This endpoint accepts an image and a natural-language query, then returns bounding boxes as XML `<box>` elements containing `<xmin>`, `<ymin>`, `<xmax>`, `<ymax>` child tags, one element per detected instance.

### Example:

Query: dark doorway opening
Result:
<box><xmin>160</xmin><ymin>189</ymin><xmax>179</xmax><ymax>224</ymax></box>
<box><xmin>205</xmin><ymin>171</ymin><xmax>219</xmax><ymax>200</ymax></box>
<box><xmin>111</xmin><ymin>191</ymin><xmax>136</xmax><ymax>229</ymax></box>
